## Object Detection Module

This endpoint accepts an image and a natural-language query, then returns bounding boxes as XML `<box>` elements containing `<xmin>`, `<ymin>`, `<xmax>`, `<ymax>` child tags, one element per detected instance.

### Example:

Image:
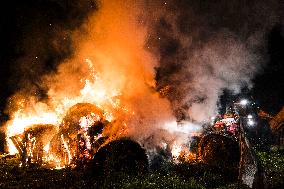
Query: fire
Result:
<box><xmin>6</xmin><ymin>110</ymin><xmax>59</xmax><ymax>154</ymax></box>
<box><xmin>5</xmin><ymin>57</ymin><xmax>128</xmax><ymax>155</ymax></box>
<box><xmin>5</xmin><ymin>57</ymin><xmax>130</xmax><ymax>167</ymax></box>
<box><xmin>79</xmin><ymin>113</ymin><xmax>101</xmax><ymax>128</ymax></box>
<box><xmin>3</xmin><ymin>0</ymin><xmax>199</xmax><ymax>169</ymax></box>
<box><xmin>171</xmin><ymin>142</ymin><xmax>182</xmax><ymax>161</ymax></box>
<box><xmin>25</xmin><ymin>1</ymin><xmax>131</xmax><ymax>140</ymax></box>
<box><xmin>171</xmin><ymin>142</ymin><xmax>198</xmax><ymax>163</ymax></box>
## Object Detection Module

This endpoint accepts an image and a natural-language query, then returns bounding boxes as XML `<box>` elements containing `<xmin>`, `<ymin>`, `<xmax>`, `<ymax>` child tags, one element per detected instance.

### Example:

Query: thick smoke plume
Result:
<box><xmin>143</xmin><ymin>0</ymin><xmax>280</xmax><ymax>122</ymax></box>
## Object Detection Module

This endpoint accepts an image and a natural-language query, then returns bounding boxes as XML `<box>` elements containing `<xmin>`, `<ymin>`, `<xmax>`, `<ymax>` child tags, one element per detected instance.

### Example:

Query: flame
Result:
<box><xmin>61</xmin><ymin>134</ymin><xmax>72</xmax><ymax>165</ymax></box>
<box><xmin>5</xmin><ymin>58</ymin><xmax>128</xmax><ymax>155</ymax></box>
<box><xmin>3</xmin><ymin>0</ymin><xmax>186</xmax><ymax>168</ymax></box>
<box><xmin>171</xmin><ymin>142</ymin><xmax>182</xmax><ymax>161</ymax></box>
<box><xmin>79</xmin><ymin>113</ymin><xmax>101</xmax><ymax>128</ymax></box>
<box><xmin>43</xmin><ymin>143</ymin><xmax>50</xmax><ymax>153</ymax></box>
<box><xmin>171</xmin><ymin>142</ymin><xmax>198</xmax><ymax>163</ymax></box>
<box><xmin>4</xmin><ymin>56</ymin><xmax>132</xmax><ymax>168</ymax></box>
<box><xmin>6</xmin><ymin>110</ymin><xmax>59</xmax><ymax>155</ymax></box>
<box><xmin>4</xmin><ymin>0</ymin><xmax>144</xmax><ymax>145</ymax></box>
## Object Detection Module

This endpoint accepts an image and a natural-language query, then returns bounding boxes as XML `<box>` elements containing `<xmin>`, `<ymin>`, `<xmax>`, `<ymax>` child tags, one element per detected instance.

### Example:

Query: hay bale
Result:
<box><xmin>49</xmin><ymin>133</ymin><xmax>64</xmax><ymax>162</ymax></box>
<box><xmin>199</xmin><ymin>134</ymin><xmax>240</xmax><ymax>167</ymax></box>
<box><xmin>50</xmin><ymin>103</ymin><xmax>109</xmax><ymax>165</ymax></box>
<box><xmin>60</xmin><ymin>103</ymin><xmax>105</xmax><ymax>137</ymax></box>
<box><xmin>24</xmin><ymin>124</ymin><xmax>57</xmax><ymax>164</ymax></box>
<box><xmin>25</xmin><ymin>124</ymin><xmax>57</xmax><ymax>146</ymax></box>
<box><xmin>92</xmin><ymin>138</ymin><xmax>148</xmax><ymax>175</ymax></box>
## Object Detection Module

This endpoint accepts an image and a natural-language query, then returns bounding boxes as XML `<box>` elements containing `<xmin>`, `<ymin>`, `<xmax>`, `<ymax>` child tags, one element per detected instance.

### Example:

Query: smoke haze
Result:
<box><xmin>143</xmin><ymin>0</ymin><xmax>280</xmax><ymax>122</ymax></box>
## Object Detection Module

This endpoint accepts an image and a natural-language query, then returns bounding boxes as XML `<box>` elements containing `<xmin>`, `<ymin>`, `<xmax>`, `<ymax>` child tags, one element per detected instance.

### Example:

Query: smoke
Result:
<box><xmin>142</xmin><ymin>0</ymin><xmax>280</xmax><ymax>122</ymax></box>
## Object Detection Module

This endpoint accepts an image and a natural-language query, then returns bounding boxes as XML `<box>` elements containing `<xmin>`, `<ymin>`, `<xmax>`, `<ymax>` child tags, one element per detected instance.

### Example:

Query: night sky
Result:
<box><xmin>0</xmin><ymin>0</ymin><xmax>97</xmax><ymax>151</ymax></box>
<box><xmin>0</xmin><ymin>0</ymin><xmax>96</xmax><ymax>117</ymax></box>
<box><xmin>0</xmin><ymin>0</ymin><xmax>283</xmax><ymax>151</ymax></box>
<box><xmin>252</xmin><ymin>24</ymin><xmax>284</xmax><ymax>114</ymax></box>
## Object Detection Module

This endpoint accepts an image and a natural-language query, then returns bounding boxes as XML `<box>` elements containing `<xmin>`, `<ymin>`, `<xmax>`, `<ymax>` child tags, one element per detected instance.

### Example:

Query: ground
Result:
<box><xmin>1</xmin><ymin>143</ymin><xmax>283</xmax><ymax>188</ymax></box>
<box><xmin>255</xmin><ymin>147</ymin><xmax>284</xmax><ymax>189</ymax></box>
<box><xmin>0</xmin><ymin>157</ymin><xmax>249</xmax><ymax>189</ymax></box>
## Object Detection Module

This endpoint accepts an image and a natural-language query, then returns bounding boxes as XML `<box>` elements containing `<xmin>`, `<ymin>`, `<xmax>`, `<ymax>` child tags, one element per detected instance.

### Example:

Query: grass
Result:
<box><xmin>0</xmin><ymin>157</ymin><xmax>250</xmax><ymax>189</ymax></box>
<box><xmin>255</xmin><ymin>147</ymin><xmax>284</xmax><ymax>189</ymax></box>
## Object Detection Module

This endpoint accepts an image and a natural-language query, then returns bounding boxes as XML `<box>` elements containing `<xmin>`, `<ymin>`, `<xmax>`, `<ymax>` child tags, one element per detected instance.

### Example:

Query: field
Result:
<box><xmin>0</xmin><ymin>157</ymin><xmax>248</xmax><ymax>189</ymax></box>
<box><xmin>1</xmin><ymin>148</ymin><xmax>283</xmax><ymax>188</ymax></box>
<box><xmin>255</xmin><ymin>148</ymin><xmax>284</xmax><ymax>189</ymax></box>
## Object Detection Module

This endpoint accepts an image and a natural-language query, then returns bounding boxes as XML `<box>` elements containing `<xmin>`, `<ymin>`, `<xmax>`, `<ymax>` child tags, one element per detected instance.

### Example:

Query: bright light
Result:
<box><xmin>164</xmin><ymin>121</ymin><xmax>202</xmax><ymax>134</ymax></box>
<box><xmin>240</xmin><ymin>99</ymin><xmax>248</xmax><ymax>106</ymax></box>
<box><xmin>247</xmin><ymin>119</ymin><xmax>254</xmax><ymax>126</ymax></box>
<box><xmin>171</xmin><ymin>142</ymin><xmax>182</xmax><ymax>160</ymax></box>
<box><xmin>247</xmin><ymin>115</ymin><xmax>253</xmax><ymax>119</ymax></box>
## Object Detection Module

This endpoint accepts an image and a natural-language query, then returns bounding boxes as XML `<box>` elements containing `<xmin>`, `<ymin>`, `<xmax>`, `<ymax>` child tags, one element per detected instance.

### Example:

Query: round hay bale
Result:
<box><xmin>55</xmin><ymin>103</ymin><xmax>109</xmax><ymax>165</ymax></box>
<box><xmin>24</xmin><ymin>124</ymin><xmax>57</xmax><ymax>164</ymax></box>
<box><xmin>92</xmin><ymin>138</ymin><xmax>148</xmax><ymax>175</ymax></box>
<box><xmin>60</xmin><ymin>103</ymin><xmax>105</xmax><ymax>137</ymax></box>
<box><xmin>199</xmin><ymin>134</ymin><xmax>240</xmax><ymax>167</ymax></box>
<box><xmin>25</xmin><ymin>124</ymin><xmax>57</xmax><ymax>146</ymax></box>
<box><xmin>49</xmin><ymin>133</ymin><xmax>64</xmax><ymax>163</ymax></box>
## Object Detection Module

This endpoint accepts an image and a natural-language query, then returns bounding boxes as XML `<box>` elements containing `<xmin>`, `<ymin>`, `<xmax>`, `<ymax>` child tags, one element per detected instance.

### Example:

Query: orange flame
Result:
<box><xmin>4</xmin><ymin>0</ymin><xmax>179</xmax><ymax>167</ymax></box>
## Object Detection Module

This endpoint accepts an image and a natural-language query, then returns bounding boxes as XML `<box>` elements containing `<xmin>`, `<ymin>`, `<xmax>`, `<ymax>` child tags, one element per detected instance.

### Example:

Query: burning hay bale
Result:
<box><xmin>10</xmin><ymin>124</ymin><xmax>57</xmax><ymax>165</ymax></box>
<box><xmin>60</xmin><ymin>103</ymin><xmax>106</xmax><ymax>136</ymax></box>
<box><xmin>199</xmin><ymin>134</ymin><xmax>240</xmax><ymax>167</ymax></box>
<box><xmin>50</xmin><ymin>103</ymin><xmax>109</xmax><ymax>166</ymax></box>
<box><xmin>92</xmin><ymin>138</ymin><xmax>148</xmax><ymax>175</ymax></box>
<box><xmin>24</xmin><ymin>124</ymin><xmax>57</xmax><ymax>147</ymax></box>
<box><xmin>9</xmin><ymin>103</ymin><xmax>148</xmax><ymax>171</ymax></box>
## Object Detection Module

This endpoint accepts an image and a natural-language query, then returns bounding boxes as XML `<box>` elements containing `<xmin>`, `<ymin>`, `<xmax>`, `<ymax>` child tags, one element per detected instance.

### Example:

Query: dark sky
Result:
<box><xmin>0</xmin><ymin>0</ymin><xmax>283</xmax><ymax>151</ymax></box>
<box><xmin>252</xmin><ymin>24</ymin><xmax>284</xmax><ymax>114</ymax></box>
<box><xmin>0</xmin><ymin>0</ymin><xmax>96</xmax><ymax>114</ymax></box>
<box><xmin>0</xmin><ymin>0</ymin><xmax>96</xmax><ymax>151</ymax></box>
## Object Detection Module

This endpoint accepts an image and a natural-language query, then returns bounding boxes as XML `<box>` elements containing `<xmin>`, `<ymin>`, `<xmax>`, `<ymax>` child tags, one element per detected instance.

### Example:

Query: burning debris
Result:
<box><xmin>56</xmin><ymin>103</ymin><xmax>108</xmax><ymax>166</ymax></box>
<box><xmin>10</xmin><ymin>124</ymin><xmax>57</xmax><ymax>166</ymax></box>
<box><xmin>8</xmin><ymin>103</ymin><xmax>113</xmax><ymax>168</ymax></box>
<box><xmin>6</xmin><ymin>101</ymin><xmax>201</xmax><ymax>169</ymax></box>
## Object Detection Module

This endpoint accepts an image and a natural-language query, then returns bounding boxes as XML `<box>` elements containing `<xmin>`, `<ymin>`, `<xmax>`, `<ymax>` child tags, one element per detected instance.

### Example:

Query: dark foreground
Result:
<box><xmin>0</xmin><ymin>158</ymin><xmax>249</xmax><ymax>189</ymax></box>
